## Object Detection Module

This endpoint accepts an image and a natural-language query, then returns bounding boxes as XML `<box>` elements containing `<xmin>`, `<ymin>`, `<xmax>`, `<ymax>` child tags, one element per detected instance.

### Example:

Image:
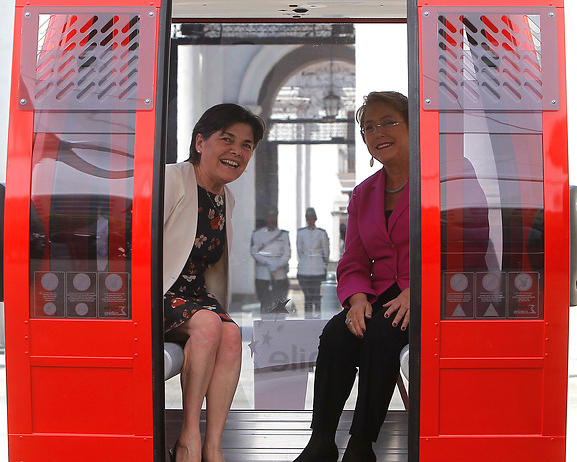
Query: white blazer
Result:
<box><xmin>163</xmin><ymin>161</ymin><xmax>235</xmax><ymax>310</ymax></box>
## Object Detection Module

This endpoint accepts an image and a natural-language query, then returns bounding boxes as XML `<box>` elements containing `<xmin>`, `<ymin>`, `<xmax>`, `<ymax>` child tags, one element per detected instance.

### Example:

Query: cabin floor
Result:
<box><xmin>165</xmin><ymin>409</ymin><xmax>408</xmax><ymax>462</ymax></box>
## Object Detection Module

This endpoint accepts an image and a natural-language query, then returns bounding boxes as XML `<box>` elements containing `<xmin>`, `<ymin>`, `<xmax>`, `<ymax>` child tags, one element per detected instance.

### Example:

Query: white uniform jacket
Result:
<box><xmin>163</xmin><ymin>161</ymin><xmax>234</xmax><ymax>310</ymax></box>
<box><xmin>297</xmin><ymin>226</ymin><xmax>330</xmax><ymax>276</ymax></box>
<box><xmin>250</xmin><ymin>227</ymin><xmax>291</xmax><ymax>281</ymax></box>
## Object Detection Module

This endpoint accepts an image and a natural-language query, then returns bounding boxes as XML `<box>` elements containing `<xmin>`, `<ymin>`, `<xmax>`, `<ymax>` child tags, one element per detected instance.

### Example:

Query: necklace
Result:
<box><xmin>385</xmin><ymin>180</ymin><xmax>408</xmax><ymax>194</ymax></box>
<box><xmin>195</xmin><ymin>167</ymin><xmax>225</xmax><ymax>214</ymax></box>
<box><xmin>201</xmin><ymin>186</ymin><xmax>225</xmax><ymax>215</ymax></box>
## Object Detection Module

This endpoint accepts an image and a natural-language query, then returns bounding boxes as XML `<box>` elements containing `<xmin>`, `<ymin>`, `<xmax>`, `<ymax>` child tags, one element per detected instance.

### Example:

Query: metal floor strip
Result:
<box><xmin>165</xmin><ymin>409</ymin><xmax>408</xmax><ymax>461</ymax></box>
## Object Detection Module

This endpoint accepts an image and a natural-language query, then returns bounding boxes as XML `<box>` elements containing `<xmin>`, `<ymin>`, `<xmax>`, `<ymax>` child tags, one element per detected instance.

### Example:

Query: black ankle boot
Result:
<box><xmin>342</xmin><ymin>434</ymin><xmax>376</xmax><ymax>462</ymax></box>
<box><xmin>293</xmin><ymin>431</ymin><xmax>339</xmax><ymax>462</ymax></box>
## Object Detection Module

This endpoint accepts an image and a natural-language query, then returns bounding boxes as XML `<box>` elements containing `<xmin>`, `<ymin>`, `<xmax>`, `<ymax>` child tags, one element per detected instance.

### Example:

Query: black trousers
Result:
<box><xmin>310</xmin><ymin>283</ymin><xmax>408</xmax><ymax>442</ymax></box>
<box><xmin>255</xmin><ymin>278</ymin><xmax>289</xmax><ymax>313</ymax></box>
<box><xmin>298</xmin><ymin>275</ymin><xmax>324</xmax><ymax>317</ymax></box>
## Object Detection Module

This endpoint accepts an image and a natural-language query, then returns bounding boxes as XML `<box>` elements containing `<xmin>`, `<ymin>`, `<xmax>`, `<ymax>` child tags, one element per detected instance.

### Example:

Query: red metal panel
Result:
<box><xmin>5</xmin><ymin>1</ymin><xmax>164</xmax><ymax>460</ymax></box>
<box><xmin>8</xmin><ymin>435</ymin><xmax>153</xmax><ymax>462</ymax></box>
<box><xmin>438</xmin><ymin>367</ymin><xmax>543</xmax><ymax>434</ymax></box>
<box><xmin>541</xmin><ymin>3</ymin><xmax>570</xmax><ymax>436</ymax></box>
<box><xmin>421</xmin><ymin>436</ymin><xmax>565</xmax><ymax>462</ymax></box>
<box><xmin>417</xmin><ymin>0</ymin><xmax>569</xmax><ymax>460</ymax></box>
<box><xmin>29</xmin><ymin>320</ymin><xmax>136</xmax><ymax>356</ymax></box>
<box><xmin>130</xmin><ymin>104</ymin><xmax>157</xmax><ymax>437</ymax></box>
<box><xmin>419</xmin><ymin>105</ymin><xmax>443</xmax><ymax>436</ymax></box>
<box><xmin>30</xmin><ymin>365</ymin><xmax>135</xmax><ymax>433</ymax></box>
<box><xmin>5</xmin><ymin>2</ymin><xmax>36</xmax><ymax>435</ymax></box>
<box><xmin>440</xmin><ymin>321</ymin><xmax>545</xmax><ymax>357</ymax></box>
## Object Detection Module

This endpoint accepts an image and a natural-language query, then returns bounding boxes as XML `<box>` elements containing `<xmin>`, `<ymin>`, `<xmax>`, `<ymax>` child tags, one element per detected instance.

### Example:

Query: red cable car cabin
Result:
<box><xmin>3</xmin><ymin>0</ymin><xmax>570</xmax><ymax>461</ymax></box>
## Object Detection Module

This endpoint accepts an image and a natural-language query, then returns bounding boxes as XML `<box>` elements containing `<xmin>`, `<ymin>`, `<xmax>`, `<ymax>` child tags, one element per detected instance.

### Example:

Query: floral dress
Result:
<box><xmin>163</xmin><ymin>185</ymin><xmax>234</xmax><ymax>334</ymax></box>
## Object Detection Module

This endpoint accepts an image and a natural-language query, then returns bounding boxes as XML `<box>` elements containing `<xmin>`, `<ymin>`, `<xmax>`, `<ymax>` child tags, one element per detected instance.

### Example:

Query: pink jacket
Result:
<box><xmin>337</xmin><ymin>168</ymin><xmax>410</xmax><ymax>307</ymax></box>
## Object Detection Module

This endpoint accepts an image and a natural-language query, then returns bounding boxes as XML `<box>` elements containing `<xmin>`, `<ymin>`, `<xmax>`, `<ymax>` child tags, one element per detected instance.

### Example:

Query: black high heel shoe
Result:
<box><xmin>293</xmin><ymin>432</ymin><xmax>339</xmax><ymax>462</ymax></box>
<box><xmin>293</xmin><ymin>446</ymin><xmax>338</xmax><ymax>462</ymax></box>
<box><xmin>342</xmin><ymin>435</ymin><xmax>376</xmax><ymax>462</ymax></box>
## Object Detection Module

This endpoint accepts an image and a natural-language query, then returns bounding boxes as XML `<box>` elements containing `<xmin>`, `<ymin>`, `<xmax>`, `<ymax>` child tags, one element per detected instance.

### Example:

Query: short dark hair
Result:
<box><xmin>355</xmin><ymin>91</ymin><xmax>408</xmax><ymax>142</ymax></box>
<box><xmin>188</xmin><ymin>103</ymin><xmax>266</xmax><ymax>164</ymax></box>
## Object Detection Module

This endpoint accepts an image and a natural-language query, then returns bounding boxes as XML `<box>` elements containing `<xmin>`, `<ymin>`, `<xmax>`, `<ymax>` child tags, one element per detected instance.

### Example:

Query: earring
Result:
<box><xmin>370</xmin><ymin>157</ymin><xmax>374</xmax><ymax>167</ymax></box>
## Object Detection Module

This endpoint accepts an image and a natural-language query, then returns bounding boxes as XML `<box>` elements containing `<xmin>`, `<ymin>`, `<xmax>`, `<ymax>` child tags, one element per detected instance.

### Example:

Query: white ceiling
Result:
<box><xmin>171</xmin><ymin>0</ymin><xmax>407</xmax><ymax>20</ymax></box>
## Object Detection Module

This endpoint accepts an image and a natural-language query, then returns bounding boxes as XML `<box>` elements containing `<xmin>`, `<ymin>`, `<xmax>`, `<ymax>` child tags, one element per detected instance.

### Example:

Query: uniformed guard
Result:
<box><xmin>297</xmin><ymin>207</ymin><xmax>330</xmax><ymax>318</ymax></box>
<box><xmin>250</xmin><ymin>206</ymin><xmax>291</xmax><ymax>313</ymax></box>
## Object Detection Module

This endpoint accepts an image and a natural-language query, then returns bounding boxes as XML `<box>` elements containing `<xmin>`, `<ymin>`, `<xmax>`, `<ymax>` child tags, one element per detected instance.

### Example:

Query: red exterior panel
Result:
<box><xmin>4</xmin><ymin>1</ymin><xmax>165</xmax><ymax>460</ymax></box>
<box><xmin>417</xmin><ymin>1</ymin><xmax>569</xmax><ymax>461</ymax></box>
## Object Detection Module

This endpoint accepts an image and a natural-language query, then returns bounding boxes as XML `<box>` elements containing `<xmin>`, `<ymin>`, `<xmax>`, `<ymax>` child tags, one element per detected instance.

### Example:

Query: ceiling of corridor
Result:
<box><xmin>171</xmin><ymin>0</ymin><xmax>407</xmax><ymax>20</ymax></box>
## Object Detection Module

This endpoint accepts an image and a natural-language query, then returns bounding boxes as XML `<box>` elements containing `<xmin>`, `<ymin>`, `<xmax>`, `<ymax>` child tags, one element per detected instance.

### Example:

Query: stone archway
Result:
<box><xmin>253</xmin><ymin>45</ymin><xmax>356</xmax><ymax>228</ymax></box>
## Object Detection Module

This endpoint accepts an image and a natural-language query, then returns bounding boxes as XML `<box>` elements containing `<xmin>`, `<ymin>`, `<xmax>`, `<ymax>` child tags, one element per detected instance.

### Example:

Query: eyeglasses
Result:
<box><xmin>360</xmin><ymin>120</ymin><xmax>405</xmax><ymax>136</ymax></box>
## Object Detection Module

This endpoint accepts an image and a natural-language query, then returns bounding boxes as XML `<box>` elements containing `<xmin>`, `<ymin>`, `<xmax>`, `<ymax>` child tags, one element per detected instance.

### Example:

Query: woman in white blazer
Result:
<box><xmin>164</xmin><ymin>104</ymin><xmax>265</xmax><ymax>462</ymax></box>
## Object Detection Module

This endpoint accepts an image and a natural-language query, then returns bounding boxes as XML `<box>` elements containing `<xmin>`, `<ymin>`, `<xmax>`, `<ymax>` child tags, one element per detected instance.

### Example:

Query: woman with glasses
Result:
<box><xmin>163</xmin><ymin>103</ymin><xmax>265</xmax><ymax>462</ymax></box>
<box><xmin>294</xmin><ymin>91</ymin><xmax>410</xmax><ymax>462</ymax></box>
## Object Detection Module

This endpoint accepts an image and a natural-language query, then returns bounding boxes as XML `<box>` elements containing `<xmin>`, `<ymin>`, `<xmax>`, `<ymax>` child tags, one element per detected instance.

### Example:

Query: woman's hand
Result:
<box><xmin>345</xmin><ymin>293</ymin><xmax>373</xmax><ymax>339</ymax></box>
<box><xmin>383</xmin><ymin>287</ymin><xmax>410</xmax><ymax>331</ymax></box>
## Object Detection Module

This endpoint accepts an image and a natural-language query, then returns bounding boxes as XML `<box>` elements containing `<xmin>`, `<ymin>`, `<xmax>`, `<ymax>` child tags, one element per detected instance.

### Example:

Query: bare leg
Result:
<box><xmin>202</xmin><ymin>322</ymin><xmax>242</xmax><ymax>462</ymax></box>
<box><xmin>168</xmin><ymin>310</ymin><xmax>225</xmax><ymax>462</ymax></box>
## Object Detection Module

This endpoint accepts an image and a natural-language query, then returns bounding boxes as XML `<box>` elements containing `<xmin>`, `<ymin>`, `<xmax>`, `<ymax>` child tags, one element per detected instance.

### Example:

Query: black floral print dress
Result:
<box><xmin>163</xmin><ymin>185</ymin><xmax>234</xmax><ymax>334</ymax></box>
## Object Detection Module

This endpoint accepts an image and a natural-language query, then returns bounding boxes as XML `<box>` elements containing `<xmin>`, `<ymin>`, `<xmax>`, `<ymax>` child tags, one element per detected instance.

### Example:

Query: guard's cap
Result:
<box><xmin>305</xmin><ymin>207</ymin><xmax>317</xmax><ymax>219</ymax></box>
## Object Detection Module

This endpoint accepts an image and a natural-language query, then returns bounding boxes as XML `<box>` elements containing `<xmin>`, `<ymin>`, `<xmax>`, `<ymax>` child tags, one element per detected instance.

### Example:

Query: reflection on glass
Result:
<box><xmin>29</xmin><ymin>131</ymin><xmax>133</xmax><ymax>319</ymax></box>
<box><xmin>441</xmin><ymin>129</ymin><xmax>544</xmax><ymax>320</ymax></box>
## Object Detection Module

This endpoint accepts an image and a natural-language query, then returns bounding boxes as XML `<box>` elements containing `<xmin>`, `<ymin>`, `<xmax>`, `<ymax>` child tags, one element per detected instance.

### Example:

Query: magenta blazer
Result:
<box><xmin>337</xmin><ymin>168</ymin><xmax>410</xmax><ymax>307</ymax></box>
